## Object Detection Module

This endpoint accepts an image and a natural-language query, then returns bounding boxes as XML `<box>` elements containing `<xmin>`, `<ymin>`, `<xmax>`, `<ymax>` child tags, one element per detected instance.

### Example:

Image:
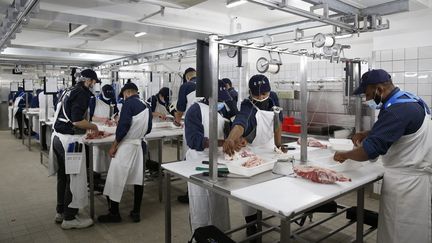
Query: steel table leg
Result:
<box><xmin>356</xmin><ymin>187</ymin><xmax>365</xmax><ymax>243</ymax></box>
<box><xmin>257</xmin><ymin>210</ymin><xmax>263</xmax><ymax>243</ymax></box>
<box><xmin>280</xmin><ymin>218</ymin><xmax>291</xmax><ymax>243</ymax></box>
<box><xmin>88</xmin><ymin>145</ymin><xmax>95</xmax><ymax>219</ymax></box>
<box><xmin>176</xmin><ymin>135</ymin><xmax>180</xmax><ymax>161</ymax></box>
<box><xmin>28</xmin><ymin>115</ymin><xmax>32</xmax><ymax>151</ymax></box>
<box><xmin>164</xmin><ymin>172</ymin><xmax>172</xmax><ymax>243</ymax></box>
<box><xmin>158</xmin><ymin>139</ymin><xmax>163</xmax><ymax>202</ymax></box>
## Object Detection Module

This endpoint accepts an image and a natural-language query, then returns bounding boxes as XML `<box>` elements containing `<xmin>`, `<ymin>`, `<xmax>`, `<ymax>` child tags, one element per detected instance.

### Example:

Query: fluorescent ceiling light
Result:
<box><xmin>227</xmin><ymin>0</ymin><xmax>247</xmax><ymax>8</ymax></box>
<box><xmin>335</xmin><ymin>34</ymin><xmax>353</xmax><ymax>39</ymax></box>
<box><xmin>134</xmin><ymin>32</ymin><xmax>147</xmax><ymax>37</ymax></box>
<box><xmin>405</xmin><ymin>72</ymin><xmax>417</xmax><ymax>77</ymax></box>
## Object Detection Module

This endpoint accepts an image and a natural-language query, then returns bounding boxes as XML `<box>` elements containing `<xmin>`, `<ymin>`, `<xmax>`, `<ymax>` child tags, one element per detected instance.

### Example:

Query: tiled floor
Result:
<box><xmin>0</xmin><ymin>131</ymin><xmax>379</xmax><ymax>243</ymax></box>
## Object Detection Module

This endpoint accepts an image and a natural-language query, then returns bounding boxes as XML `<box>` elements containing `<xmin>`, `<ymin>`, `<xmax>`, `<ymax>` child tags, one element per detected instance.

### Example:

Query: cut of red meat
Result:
<box><xmin>293</xmin><ymin>165</ymin><xmax>351</xmax><ymax>184</ymax></box>
<box><xmin>85</xmin><ymin>131</ymin><xmax>113</xmax><ymax>140</ymax></box>
<box><xmin>242</xmin><ymin>156</ymin><xmax>264</xmax><ymax>168</ymax></box>
<box><xmin>297</xmin><ymin>137</ymin><xmax>327</xmax><ymax>148</ymax></box>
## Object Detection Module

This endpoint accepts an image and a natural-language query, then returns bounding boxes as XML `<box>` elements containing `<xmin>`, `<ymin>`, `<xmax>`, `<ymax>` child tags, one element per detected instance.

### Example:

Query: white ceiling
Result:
<box><xmin>0</xmin><ymin>0</ymin><xmax>430</xmax><ymax>65</ymax></box>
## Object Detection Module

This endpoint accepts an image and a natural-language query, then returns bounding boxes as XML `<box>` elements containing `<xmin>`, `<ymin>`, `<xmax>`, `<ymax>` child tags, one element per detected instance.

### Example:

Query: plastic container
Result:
<box><xmin>287</xmin><ymin>125</ymin><xmax>301</xmax><ymax>134</ymax></box>
<box><xmin>329</xmin><ymin>138</ymin><xmax>354</xmax><ymax>151</ymax></box>
<box><xmin>283</xmin><ymin>116</ymin><xmax>295</xmax><ymax>126</ymax></box>
<box><xmin>282</xmin><ymin>124</ymin><xmax>291</xmax><ymax>132</ymax></box>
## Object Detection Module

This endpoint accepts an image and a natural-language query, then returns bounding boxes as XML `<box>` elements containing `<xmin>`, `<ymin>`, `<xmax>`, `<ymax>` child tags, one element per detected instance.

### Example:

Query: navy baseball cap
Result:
<box><xmin>102</xmin><ymin>84</ymin><xmax>115</xmax><ymax>99</ymax></box>
<box><xmin>81</xmin><ymin>69</ymin><xmax>101</xmax><ymax>83</ymax></box>
<box><xmin>249</xmin><ymin>74</ymin><xmax>271</xmax><ymax>96</ymax></box>
<box><xmin>120</xmin><ymin>82</ymin><xmax>138</xmax><ymax>95</ymax></box>
<box><xmin>158</xmin><ymin>87</ymin><xmax>171</xmax><ymax>103</ymax></box>
<box><xmin>218</xmin><ymin>80</ymin><xmax>232</xmax><ymax>102</ymax></box>
<box><xmin>222</xmin><ymin>78</ymin><xmax>232</xmax><ymax>87</ymax></box>
<box><xmin>353</xmin><ymin>69</ymin><xmax>392</xmax><ymax>95</ymax></box>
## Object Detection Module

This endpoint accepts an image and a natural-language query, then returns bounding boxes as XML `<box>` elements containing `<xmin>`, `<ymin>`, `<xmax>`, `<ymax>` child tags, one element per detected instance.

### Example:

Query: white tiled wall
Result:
<box><xmin>375</xmin><ymin>47</ymin><xmax>432</xmax><ymax>108</ymax></box>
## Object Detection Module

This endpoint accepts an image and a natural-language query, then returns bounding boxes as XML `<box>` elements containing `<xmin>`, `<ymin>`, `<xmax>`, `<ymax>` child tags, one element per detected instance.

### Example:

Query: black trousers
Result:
<box><xmin>14</xmin><ymin>109</ymin><xmax>29</xmax><ymax>136</ymax></box>
<box><xmin>53</xmin><ymin>135</ymin><xmax>79</xmax><ymax>220</ymax></box>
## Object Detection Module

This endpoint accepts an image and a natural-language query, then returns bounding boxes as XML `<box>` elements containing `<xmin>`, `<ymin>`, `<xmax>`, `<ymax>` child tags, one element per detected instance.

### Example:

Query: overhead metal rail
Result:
<box><xmin>99</xmin><ymin>0</ymin><xmax>405</xmax><ymax>68</ymax></box>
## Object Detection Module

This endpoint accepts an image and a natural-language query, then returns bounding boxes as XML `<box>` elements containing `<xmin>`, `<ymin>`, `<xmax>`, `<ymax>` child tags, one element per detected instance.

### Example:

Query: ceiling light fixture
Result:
<box><xmin>226</xmin><ymin>0</ymin><xmax>247</xmax><ymax>8</ymax></box>
<box><xmin>134</xmin><ymin>32</ymin><xmax>147</xmax><ymax>37</ymax></box>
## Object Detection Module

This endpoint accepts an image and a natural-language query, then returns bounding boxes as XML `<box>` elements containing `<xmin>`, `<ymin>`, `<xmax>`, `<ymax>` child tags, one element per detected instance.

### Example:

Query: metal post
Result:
<box><xmin>238</xmin><ymin>66</ymin><xmax>243</xmax><ymax>108</ymax></box>
<box><xmin>353</xmin><ymin>62</ymin><xmax>362</xmax><ymax>132</ymax></box>
<box><xmin>88</xmin><ymin>144</ymin><xmax>95</xmax><ymax>219</ymax></box>
<box><xmin>208</xmin><ymin>34</ymin><xmax>220</xmax><ymax>182</ymax></box>
<box><xmin>356</xmin><ymin>187</ymin><xmax>365</xmax><ymax>242</ymax></box>
<box><xmin>299</xmin><ymin>55</ymin><xmax>308</xmax><ymax>163</ymax></box>
<box><xmin>164</xmin><ymin>172</ymin><xmax>172</xmax><ymax>243</ymax></box>
<box><xmin>28</xmin><ymin>114</ymin><xmax>32</xmax><ymax>151</ymax></box>
<box><xmin>280</xmin><ymin>218</ymin><xmax>291</xmax><ymax>243</ymax></box>
<box><xmin>158</xmin><ymin>139</ymin><xmax>163</xmax><ymax>202</ymax></box>
<box><xmin>257</xmin><ymin>210</ymin><xmax>263</xmax><ymax>243</ymax></box>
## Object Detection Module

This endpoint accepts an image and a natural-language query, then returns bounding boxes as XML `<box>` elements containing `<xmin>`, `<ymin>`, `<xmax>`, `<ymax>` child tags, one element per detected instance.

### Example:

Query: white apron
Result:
<box><xmin>243</xmin><ymin>101</ymin><xmax>275</xmax><ymax>217</ymax></box>
<box><xmin>149</xmin><ymin>100</ymin><xmax>171</xmax><ymax>162</ymax></box>
<box><xmin>91</xmin><ymin>98</ymin><xmax>112</xmax><ymax>172</ymax></box>
<box><xmin>8</xmin><ymin>106</ymin><xmax>13</xmax><ymax>128</ymax></box>
<box><xmin>377</xmin><ymin>114</ymin><xmax>432</xmax><ymax>243</ymax></box>
<box><xmin>93</xmin><ymin>98</ymin><xmax>111</xmax><ymax>122</ymax></box>
<box><xmin>182</xmin><ymin>90</ymin><xmax>197</xmax><ymax>159</ymax></box>
<box><xmin>38</xmin><ymin>92</ymin><xmax>55</xmax><ymax>121</ymax></box>
<box><xmin>48</xmin><ymin>97</ymin><xmax>88</xmax><ymax>209</ymax></box>
<box><xmin>186</xmin><ymin>102</ymin><xmax>230</xmax><ymax>233</ymax></box>
<box><xmin>103</xmin><ymin>102</ymin><xmax>150</xmax><ymax>203</ymax></box>
<box><xmin>12</xmin><ymin>93</ymin><xmax>24</xmax><ymax>130</ymax></box>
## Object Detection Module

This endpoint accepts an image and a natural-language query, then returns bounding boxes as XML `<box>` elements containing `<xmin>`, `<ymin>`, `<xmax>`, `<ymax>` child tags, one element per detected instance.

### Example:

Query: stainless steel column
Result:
<box><xmin>164</xmin><ymin>172</ymin><xmax>172</xmax><ymax>243</ymax></box>
<box><xmin>299</xmin><ymin>55</ymin><xmax>308</xmax><ymax>163</ymax></box>
<box><xmin>353</xmin><ymin>61</ymin><xmax>362</xmax><ymax>132</ymax></box>
<box><xmin>208</xmin><ymin>35</ymin><xmax>220</xmax><ymax>182</ymax></box>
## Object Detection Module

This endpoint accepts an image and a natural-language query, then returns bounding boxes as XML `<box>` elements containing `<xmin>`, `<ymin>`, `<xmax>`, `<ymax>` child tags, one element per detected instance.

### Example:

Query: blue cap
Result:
<box><xmin>353</xmin><ymin>69</ymin><xmax>392</xmax><ymax>95</ymax></box>
<box><xmin>222</xmin><ymin>78</ymin><xmax>232</xmax><ymax>87</ymax></box>
<box><xmin>248</xmin><ymin>74</ymin><xmax>271</xmax><ymax>96</ymax></box>
<box><xmin>218</xmin><ymin>80</ymin><xmax>232</xmax><ymax>102</ymax></box>
<box><xmin>120</xmin><ymin>82</ymin><xmax>138</xmax><ymax>95</ymax></box>
<box><xmin>158</xmin><ymin>87</ymin><xmax>171</xmax><ymax>103</ymax></box>
<box><xmin>102</xmin><ymin>84</ymin><xmax>115</xmax><ymax>100</ymax></box>
<box><xmin>80</xmin><ymin>69</ymin><xmax>100</xmax><ymax>83</ymax></box>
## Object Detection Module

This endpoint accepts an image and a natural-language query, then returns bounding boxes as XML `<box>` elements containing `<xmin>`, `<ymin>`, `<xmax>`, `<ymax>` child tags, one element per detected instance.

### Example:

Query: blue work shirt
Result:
<box><xmin>16</xmin><ymin>92</ymin><xmax>33</xmax><ymax>111</ymax></box>
<box><xmin>185</xmin><ymin>100</ymin><xmax>237</xmax><ymax>151</ymax></box>
<box><xmin>228</xmin><ymin>87</ymin><xmax>238</xmax><ymax>103</ymax></box>
<box><xmin>232</xmin><ymin>91</ymin><xmax>283</xmax><ymax>142</ymax></box>
<box><xmin>363</xmin><ymin>87</ymin><xmax>426</xmax><ymax>159</ymax></box>
<box><xmin>54</xmin><ymin>83</ymin><xmax>93</xmax><ymax>135</ymax></box>
<box><xmin>115</xmin><ymin>95</ymin><xmax>152</xmax><ymax>143</ymax></box>
<box><xmin>30</xmin><ymin>90</ymin><xmax>42</xmax><ymax>108</ymax></box>
<box><xmin>89</xmin><ymin>94</ymin><xmax>119</xmax><ymax>119</ymax></box>
<box><xmin>176</xmin><ymin>78</ymin><xmax>196</xmax><ymax>112</ymax></box>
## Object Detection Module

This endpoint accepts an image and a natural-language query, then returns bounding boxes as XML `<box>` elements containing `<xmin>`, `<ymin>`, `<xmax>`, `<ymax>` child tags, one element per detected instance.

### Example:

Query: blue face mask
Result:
<box><xmin>366</xmin><ymin>89</ymin><xmax>382</xmax><ymax>110</ymax></box>
<box><xmin>217</xmin><ymin>102</ymin><xmax>225</xmax><ymax>111</ymax></box>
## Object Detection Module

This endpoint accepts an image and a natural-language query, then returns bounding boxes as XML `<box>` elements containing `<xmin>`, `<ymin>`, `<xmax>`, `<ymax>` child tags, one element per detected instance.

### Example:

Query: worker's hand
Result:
<box><xmin>159</xmin><ymin>114</ymin><xmax>167</xmax><ymax>120</ymax></box>
<box><xmin>223</xmin><ymin>138</ymin><xmax>237</xmax><ymax>156</ymax></box>
<box><xmin>351</xmin><ymin>132</ymin><xmax>368</xmax><ymax>147</ymax></box>
<box><xmin>334</xmin><ymin>151</ymin><xmax>348</xmax><ymax>163</ymax></box>
<box><xmin>109</xmin><ymin>144</ymin><xmax>118</xmax><ymax>158</ymax></box>
<box><xmin>90</xmin><ymin>123</ymin><xmax>99</xmax><ymax>133</ymax></box>
<box><xmin>234</xmin><ymin>137</ymin><xmax>247</xmax><ymax>151</ymax></box>
<box><xmin>173</xmin><ymin>119</ymin><xmax>182</xmax><ymax>127</ymax></box>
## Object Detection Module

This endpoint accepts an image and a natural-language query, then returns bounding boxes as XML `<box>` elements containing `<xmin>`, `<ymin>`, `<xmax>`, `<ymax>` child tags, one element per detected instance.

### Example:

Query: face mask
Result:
<box><xmin>252</xmin><ymin>95</ymin><xmax>270</xmax><ymax>110</ymax></box>
<box><xmin>217</xmin><ymin>102</ymin><xmax>225</xmax><ymax>111</ymax></box>
<box><xmin>366</xmin><ymin>89</ymin><xmax>382</xmax><ymax>110</ymax></box>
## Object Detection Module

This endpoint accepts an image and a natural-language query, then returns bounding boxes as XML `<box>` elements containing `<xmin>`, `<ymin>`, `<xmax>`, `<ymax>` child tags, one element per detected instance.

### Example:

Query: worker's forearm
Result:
<box><xmin>175</xmin><ymin>111</ymin><xmax>183</xmax><ymax>122</ymax></box>
<box><xmin>227</xmin><ymin>125</ymin><xmax>244</xmax><ymax>141</ymax></box>
<box><xmin>274</xmin><ymin>126</ymin><xmax>282</xmax><ymax>147</ymax></box>
<box><xmin>344</xmin><ymin>147</ymin><xmax>369</xmax><ymax>161</ymax></box>
<box><xmin>73</xmin><ymin>120</ymin><xmax>97</xmax><ymax>130</ymax></box>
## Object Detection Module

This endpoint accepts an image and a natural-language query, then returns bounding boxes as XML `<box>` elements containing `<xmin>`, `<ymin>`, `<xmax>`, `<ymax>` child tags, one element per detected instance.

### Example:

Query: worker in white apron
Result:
<box><xmin>48</xmin><ymin>69</ymin><xmax>100</xmax><ymax>229</ymax></box>
<box><xmin>334</xmin><ymin>69</ymin><xmax>432</xmax><ymax>243</ymax></box>
<box><xmin>99</xmin><ymin>82</ymin><xmax>152</xmax><ymax>223</ymax></box>
<box><xmin>175</xmin><ymin>67</ymin><xmax>197</xmax><ymax>204</ymax></box>
<box><xmin>185</xmin><ymin>79</ymin><xmax>237</xmax><ymax>233</ymax></box>
<box><xmin>88</xmin><ymin>84</ymin><xmax>118</xmax><ymax>174</ymax></box>
<box><xmin>146</xmin><ymin>87</ymin><xmax>171</xmax><ymax>173</ymax></box>
<box><xmin>223</xmin><ymin>74</ymin><xmax>285</xmax><ymax>240</ymax></box>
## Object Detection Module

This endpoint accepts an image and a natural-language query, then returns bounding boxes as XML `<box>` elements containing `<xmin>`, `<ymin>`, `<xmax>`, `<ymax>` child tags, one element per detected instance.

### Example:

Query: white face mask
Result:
<box><xmin>252</xmin><ymin>95</ymin><xmax>269</xmax><ymax>103</ymax></box>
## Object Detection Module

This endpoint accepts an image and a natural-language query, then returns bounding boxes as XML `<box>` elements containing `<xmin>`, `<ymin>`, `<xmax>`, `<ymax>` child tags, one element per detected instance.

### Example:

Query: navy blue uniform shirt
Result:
<box><xmin>232</xmin><ymin>91</ymin><xmax>283</xmax><ymax>142</ymax></box>
<box><xmin>16</xmin><ymin>92</ymin><xmax>33</xmax><ymax>111</ymax></box>
<box><xmin>228</xmin><ymin>87</ymin><xmax>238</xmax><ymax>103</ymax></box>
<box><xmin>363</xmin><ymin>87</ymin><xmax>426</xmax><ymax>159</ymax></box>
<box><xmin>115</xmin><ymin>95</ymin><xmax>152</xmax><ymax>143</ymax></box>
<box><xmin>54</xmin><ymin>83</ymin><xmax>93</xmax><ymax>135</ymax></box>
<box><xmin>176</xmin><ymin>78</ymin><xmax>196</xmax><ymax>112</ymax></box>
<box><xmin>185</xmin><ymin>100</ymin><xmax>237</xmax><ymax>151</ymax></box>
